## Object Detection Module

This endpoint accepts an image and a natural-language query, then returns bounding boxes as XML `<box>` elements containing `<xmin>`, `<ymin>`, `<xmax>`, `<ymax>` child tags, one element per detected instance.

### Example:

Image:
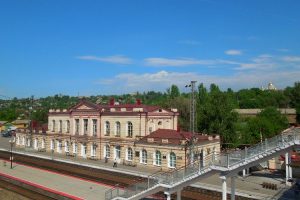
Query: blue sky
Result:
<box><xmin>0</xmin><ymin>0</ymin><xmax>300</xmax><ymax>98</ymax></box>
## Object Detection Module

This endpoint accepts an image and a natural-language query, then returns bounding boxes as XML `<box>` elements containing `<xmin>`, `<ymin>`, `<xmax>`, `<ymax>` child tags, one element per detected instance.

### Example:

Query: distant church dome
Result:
<box><xmin>267</xmin><ymin>82</ymin><xmax>277</xmax><ymax>90</ymax></box>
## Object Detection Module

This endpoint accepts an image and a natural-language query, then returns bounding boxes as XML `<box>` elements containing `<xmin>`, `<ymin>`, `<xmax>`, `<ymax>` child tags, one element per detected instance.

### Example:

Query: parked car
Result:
<box><xmin>1</xmin><ymin>131</ymin><xmax>12</xmax><ymax>137</ymax></box>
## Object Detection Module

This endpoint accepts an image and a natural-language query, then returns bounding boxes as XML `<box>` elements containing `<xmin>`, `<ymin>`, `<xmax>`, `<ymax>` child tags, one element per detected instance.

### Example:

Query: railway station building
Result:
<box><xmin>16</xmin><ymin>99</ymin><xmax>220</xmax><ymax>170</ymax></box>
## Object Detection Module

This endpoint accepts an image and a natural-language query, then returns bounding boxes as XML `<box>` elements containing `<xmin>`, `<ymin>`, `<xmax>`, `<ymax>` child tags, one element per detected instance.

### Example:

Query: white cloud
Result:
<box><xmin>282</xmin><ymin>56</ymin><xmax>300</xmax><ymax>62</ymax></box>
<box><xmin>77</xmin><ymin>55</ymin><xmax>132</xmax><ymax>64</ymax></box>
<box><xmin>235</xmin><ymin>54</ymin><xmax>276</xmax><ymax>70</ymax></box>
<box><xmin>225</xmin><ymin>49</ymin><xmax>243</xmax><ymax>55</ymax></box>
<box><xmin>276</xmin><ymin>48</ymin><xmax>289</xmax><ymax>52</ymax></box>
<box><xmin>144</xmin><ymin>57</ymin><xmax>218</xmax><ymax>67</ymax></box>
<box><xmin>96</xmin><ymin>70</ymin><xmax>300</xmax><ymax>93</ymax></box>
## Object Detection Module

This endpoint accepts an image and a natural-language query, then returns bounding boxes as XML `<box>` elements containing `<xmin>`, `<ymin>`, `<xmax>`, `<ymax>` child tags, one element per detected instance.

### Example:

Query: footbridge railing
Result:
<box><xmin>106</xmin><ymin>127</ymin><xmax>300</xmax><ymax>200</ymax></box>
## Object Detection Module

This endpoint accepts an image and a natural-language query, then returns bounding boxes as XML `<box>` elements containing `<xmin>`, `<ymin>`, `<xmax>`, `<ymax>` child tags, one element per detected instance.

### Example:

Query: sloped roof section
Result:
<box><xmin>138</xmin><ymin>129</ymin><xmax>219</xmax><ymax>146</ymax></box>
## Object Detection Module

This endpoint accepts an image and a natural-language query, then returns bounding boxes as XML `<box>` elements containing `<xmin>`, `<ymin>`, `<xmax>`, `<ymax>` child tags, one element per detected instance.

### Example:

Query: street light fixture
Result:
<box><xmin>9</xmin><ymin>139</ymin><xmax>15</xmax><ymax>169</ymax></box>
<box><xmin>185</xmin><ymin>81</ymin><xmax>197</xmax><ymax>164</ymax></box>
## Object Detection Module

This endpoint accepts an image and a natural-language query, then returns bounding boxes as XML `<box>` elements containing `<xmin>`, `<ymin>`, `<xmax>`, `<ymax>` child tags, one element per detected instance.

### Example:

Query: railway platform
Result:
<box><xmin>0</xmin><ymin>136</ymin><xmax>295</xmax><ymax>200</ymax></box>
<box><xmin>0</xmin><ymin>158</ymin><xmax>110</xmax><ymax>200</ymax></box>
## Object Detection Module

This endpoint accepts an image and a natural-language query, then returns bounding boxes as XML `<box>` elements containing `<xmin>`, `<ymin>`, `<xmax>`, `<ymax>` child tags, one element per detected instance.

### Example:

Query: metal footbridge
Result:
<box><xmin>105</xmin><ymin>127</ymin><xmax>300</xmax><ymax>200</ymax></box>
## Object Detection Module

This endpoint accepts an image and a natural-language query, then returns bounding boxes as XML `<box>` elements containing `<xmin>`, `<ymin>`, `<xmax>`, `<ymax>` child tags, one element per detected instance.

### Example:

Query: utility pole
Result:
<box><xmin>186</xmin><ymin>81</ymin><xmax>197</xmax><ymax>164</ymax></box>
<box><xmin>27</xmin><ymin>95</ymin><xmax>34</xmax><ymax>149</ymax></box>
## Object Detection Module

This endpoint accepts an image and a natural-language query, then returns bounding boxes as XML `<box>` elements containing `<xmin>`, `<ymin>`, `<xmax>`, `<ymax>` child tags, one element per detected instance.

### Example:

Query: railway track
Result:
<box><xmin>0</xmin><ymin>150</ymin><xmax>252</xmax><ymax>200</ymax></box>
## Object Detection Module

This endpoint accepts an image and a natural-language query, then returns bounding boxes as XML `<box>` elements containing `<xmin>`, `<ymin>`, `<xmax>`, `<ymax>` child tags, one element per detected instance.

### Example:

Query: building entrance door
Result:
<box><xmin>115</xmin><ymin>145</ymin><xmax>121</xmax><ymax>162</ymax></box>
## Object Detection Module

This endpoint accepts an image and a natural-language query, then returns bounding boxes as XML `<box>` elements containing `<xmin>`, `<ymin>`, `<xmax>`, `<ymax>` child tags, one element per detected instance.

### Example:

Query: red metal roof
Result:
<box><xmin>138</xmin><ymin>129</ymin><xmax>219</xmax><ymax>145</ymax></box>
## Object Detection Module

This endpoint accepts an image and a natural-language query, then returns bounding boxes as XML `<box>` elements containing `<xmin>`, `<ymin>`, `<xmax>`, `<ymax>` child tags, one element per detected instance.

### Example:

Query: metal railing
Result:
<box><xmin>105</xmin><ymin>128</ymin><xmax>300</xmax><ymax>199</ymax></box>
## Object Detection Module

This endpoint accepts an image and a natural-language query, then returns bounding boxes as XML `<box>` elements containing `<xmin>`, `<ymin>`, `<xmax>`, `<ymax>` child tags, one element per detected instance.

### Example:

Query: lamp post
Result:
<box><xmin>185</xmin><ymin>81</ymin><xmax>197</xmax><ymax>164</ymax></box>
<box><xmin>9</xmin><ymin>139</ymin><xmax>15</xmax><ymax>169</ymax></box>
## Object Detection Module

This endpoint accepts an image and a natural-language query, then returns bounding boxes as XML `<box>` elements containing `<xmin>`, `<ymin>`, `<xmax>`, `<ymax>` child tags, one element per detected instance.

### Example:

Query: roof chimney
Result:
<box><xmin>109</xmin><ymin>98</ymin><xmax>115</xmax><ymax>106</ymax></box>
<box><xmin>136</xmin><ymin>99</ymin><xmax>141</xmax><ymax>105</ymax></box>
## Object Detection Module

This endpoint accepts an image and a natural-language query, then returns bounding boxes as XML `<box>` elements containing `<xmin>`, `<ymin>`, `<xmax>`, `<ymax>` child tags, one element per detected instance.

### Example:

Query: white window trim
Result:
<box><xmin>65</xmin><ymin>141</ymin><xmax>69</xmax><ymax>152</ymax></box>
<box><xmin>154</xmin><ymin>151</ymin><xmax>161</xmax><ymax>166</ymax></box>
<box><xmin>91</xmin><ymin>144</ymin><xmax>96</xmax><ymax>157</ymax></box>
<box><xmin>114</xmin><ymin>146</ymin><xmax>121</xmax><ymax>160</ymax></box>
<box><xmin>126</xmin><ymin>148</ymin><xmax>133</xmax><ymax>161</ymax></box>
<box><xmin>81</xmin><ymin>144</ymin><xmax>87</xmax><ymax>157</ymax></box>
<box><xmin>104</xmin><ymin>145</ymin><xmax>110</xmax><ymax>158</ymax></box>
<box><xmin>168</xmin><ymin>152</ymin><xmax>176</xmax><ymax>168</ymax></box>
<box><xmin>34</xmin><ymin>139</ymin><xmax>38</xmax><ymax>149</ymax></box>
<box><xmin>140</xmin><ymin>149</ymin><xmax>147</xmax><ymax>164</ymax></box>
<box><xmin>73</xmin><ymin>143</ymin><xmax>77</xmax><ymax>154</ymax></box>
<box><xmin>92</xmin><ymin>119</ymin><xmax>97</xmax><ymax>136</ymax></box>
<box><xmin>41</xmin><ymin>139</ymin><xmax>45</xmax><ymax>149</ymax></box>
<box><xmin>57</xmin><ymin>141</ymin><xmax>62</xmax><ymax>153</ymax></box>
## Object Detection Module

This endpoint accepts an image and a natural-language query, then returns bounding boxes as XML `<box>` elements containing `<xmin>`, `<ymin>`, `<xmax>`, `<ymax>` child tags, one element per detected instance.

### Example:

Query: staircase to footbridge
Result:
<box><xmin>105</xmin><ymin>127</ymin><xmax>300</xmax><ymax>200</ymax></box>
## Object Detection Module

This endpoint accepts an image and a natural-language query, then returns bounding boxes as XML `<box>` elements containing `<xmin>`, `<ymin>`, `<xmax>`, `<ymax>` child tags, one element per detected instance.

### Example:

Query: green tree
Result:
<box><xmin>168</xmin><ymin>84</ymin><xmax>180</xmax><ymax>99</ymax></box>
<box><xmin>197</xmin><ymin>83</ymin><xmax>238</xmax><ymax>146</ymax></box>
<box><xmin>245</xmin><ymin>107</ymin><xmax>289</xmax><ymax>143</ymax></box>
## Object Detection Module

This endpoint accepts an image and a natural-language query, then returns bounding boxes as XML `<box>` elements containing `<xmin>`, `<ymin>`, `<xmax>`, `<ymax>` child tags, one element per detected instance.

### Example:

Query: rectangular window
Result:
<box><xmin>66</xmin><ymin>121</ymin><xmax>70</xmax><ymax>133</ymax></box>
<box><xmin>91</xmin><ymin>144</ymin><xmax>97</xmax><ymax>157</ymax></box>
<box><xmin>65</xmin><ymin>141</ymin><xmax>69</xmax><ymax>152</ymax></box>
<box><xmin>105</xmin><ymin>145</ymin><xmax>110</xmax><ymax>158</ymax></box>
<box><xmin>84</xmin><ymin>119</ymin><xmax>88</xmax><ymax>135</ymax></box>
<box><xmin>42</xmin><ymin>139</ymin><xmax>45</xmax><ymax>149</ymax></box>
<box><xmin>93</xmin><ymin>119</ymin><xmax>97</xmax><ymax>136</ymax></box>
<box><xmin>75</xmin><ymin>119</ymin><xmax>79</xmax><ymax>135</ymax></box>
<box><xmin>81</xmin><ymin>144</ymin><xmax>87</xmax><ymax>157</ymax></box>
<box><xmin>59</xmin><ymin>120</ymin><xmax>62</xmax><ymax>133</ymax></box>
<box><xmin>52</xmin><ymin>120</ymin><xmax>55</xmax><ymax>132</ymax></box>
<box><xmin>105</xmin><ymin>122</ymin><xmax>110</xmax><ymax>135</ymax></box>
<box><xmin>57</xmin><ymin>141</ymin><xmax>62</xmax><ymax>153</ymax></box>
<box><xmin>73</xmin><ymin>143</ymin><xmax>77</xmax><ymax>154</ymax></box>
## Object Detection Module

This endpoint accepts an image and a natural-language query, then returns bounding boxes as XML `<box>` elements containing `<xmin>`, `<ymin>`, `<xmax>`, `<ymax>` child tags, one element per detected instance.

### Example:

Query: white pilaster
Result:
<box><xmin>177</xmin><ymin>190</ymin><xmax>181</xmax><ymax>200</ymax></box>
<box><xmin>164</xmin><ymin>192</ymin><xmax>171</xmax><ymax>200</ymax></box>
<box><xmin>288</xmin><ymin>152</ymin><xmax>293</xmax><ymax>179</ymax></box>
<box><xmin>221</xmin><ymin>176</ymin><xmax>227</xmax><ymax>200</ymax></box>
<box><xmin>285</xmin><ymin>152</ymin><xmax>289</xmax><ymax>185</ymax></box>
<box><xmin>231</xmin><ymin>176</ymin><xmax>236</xmax><ymax>200</ymax></box>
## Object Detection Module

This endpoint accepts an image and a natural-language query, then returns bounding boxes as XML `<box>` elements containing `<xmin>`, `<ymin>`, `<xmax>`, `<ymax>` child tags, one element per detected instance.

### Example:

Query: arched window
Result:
<box><xmin>158</xmin><ymin>121</ymin><xmax>162</xmax><ymax>126</ymax></box>
<box><xmin>73</xmin><ymin>143</ymin><xmax>78</xmax><ymax>154</ymax></box>
<box><xmin>141</xmin><ymin>149</ymin><xmax>147</xmax><ymax>164</ymax></box>
<box><xmin>81</xmin><ymin>143</ymin><xmax>87</xmax><ymax>157</ymax></box>
<box><xmin>65</xmin><ymin>141</ymin><xmax>69</xmax><ymax>153</ymax></box>
<box><xmin>34</xmin><ymin>138</ymin><xmax>38</xmax><ymax>149</ymax></box>
<box><xmin>105</xmin><ymin>121</ymin><xmax>110</xmax><ymax>135</ymax></box>
<box><xmin>115</xmin><ymin>121</ymin><xmax>121</xmax><ymax>137</ymax></box>
<box><xmin>52</xmin><ymin>120</ymin><xmax>55</xmax><ymax>132</ymax></box>
<box><xmin>127</xmin><ymin>147</ymin><xmax>133</xmax><ymax>161</ymax></box>
<box><xmin>42</xmin><ymin>138</ymin><xmax>45</xmax><ymax>149</ymax></box>
<box><xmin>50</xmin><ymin>139</ymin><xmax>55</xmax><ymax>150</ymax></box>
<box><xmin>155</xmin><ymin>150</ymin><xmax>161</xmax><ymax>166</ymax></box>
<box><xmin>127</xmin><ymin>122</ymin><xmax>133</xmax><ymax>137</ymax></box>
<box><xmin>169</xmin><ymin>152</ymin><xmax>176</xmax><ymax>168</ymax></box>
<box><xmin>57</xmin><ymin>141</ymin><xmax>62</xmax><ymax>153</ymax></box>
<box><xmin>115</xmin><ymin>145</ymin><xmax>121</xmax><ymax>159</ymax></box>
<box><xmin>105</xmin><ymin>145</ymin><xmax>110</xmax><ymax>158</ymax></box>
<box><xmin>91</xmin><ymin>143</ymin><xmax>97</xmax><ymax>157</ymax></box>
